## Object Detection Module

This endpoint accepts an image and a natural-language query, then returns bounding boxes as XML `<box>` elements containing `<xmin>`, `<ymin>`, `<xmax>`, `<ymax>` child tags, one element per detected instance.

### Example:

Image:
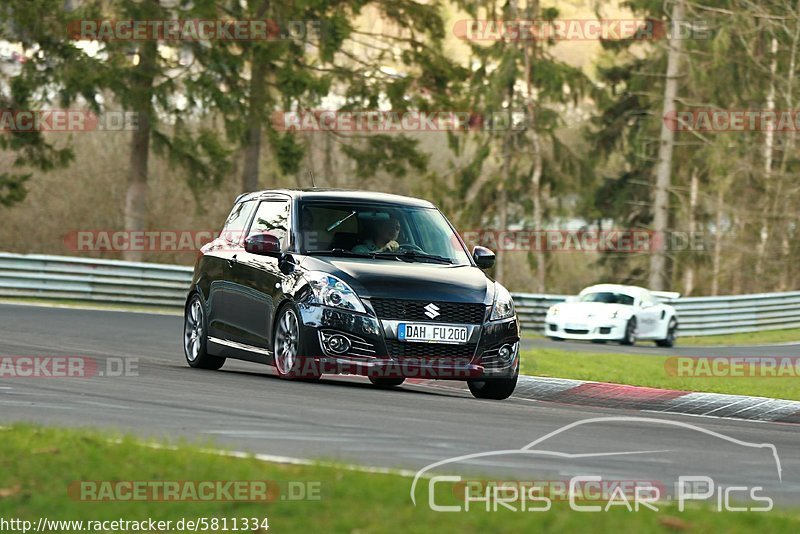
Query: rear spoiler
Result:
<box><xmin>651</xmin><ymin>291</ymin><xmax>680</xmax><ymax>301</ymax></box>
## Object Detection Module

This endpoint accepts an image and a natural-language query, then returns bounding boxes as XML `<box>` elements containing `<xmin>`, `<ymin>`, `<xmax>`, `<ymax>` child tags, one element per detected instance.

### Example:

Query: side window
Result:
<box><xmin>248</xmin><ymin>201</ymin><xmax>290</xmax><ymax>249</ymax></box>
<box><xmin>222</xmin><ymin>200</ymin><xmax>257</xmax><ymax>244</ymax></box>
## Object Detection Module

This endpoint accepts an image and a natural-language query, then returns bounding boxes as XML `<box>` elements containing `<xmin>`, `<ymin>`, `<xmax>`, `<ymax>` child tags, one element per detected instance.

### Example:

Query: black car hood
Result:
<box><xmin>298</xmin><ymin>256</ymin><xmax>494</xmax><ymax>304</ymax></box>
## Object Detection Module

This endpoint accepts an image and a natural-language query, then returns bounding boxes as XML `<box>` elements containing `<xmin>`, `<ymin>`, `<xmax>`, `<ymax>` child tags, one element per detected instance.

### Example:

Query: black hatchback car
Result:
<box><xmin>183</xmin><ymin>189</ymin><xmax>520</xmax><ymax>399</ymax></box>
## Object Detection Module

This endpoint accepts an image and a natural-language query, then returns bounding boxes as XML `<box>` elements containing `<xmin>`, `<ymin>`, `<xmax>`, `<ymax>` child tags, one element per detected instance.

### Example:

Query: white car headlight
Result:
<box><xmin>304</xmin><ymin>271</ymin><xmax>366</xmax><ymax>314</ymax></box>
<box><xmin>549</xmin><ymin>305</ymin><xmax>560</xmax><ymax>316</ymax></box>
<box><xmin>490</xmin><ymin>282</ymin><xmax>515</xmax><ymax>321</ymax></box>
<box><xmin>608</xmin><ymin>310</ymin><xmax>620</xmax><ymax>319</ymax></box>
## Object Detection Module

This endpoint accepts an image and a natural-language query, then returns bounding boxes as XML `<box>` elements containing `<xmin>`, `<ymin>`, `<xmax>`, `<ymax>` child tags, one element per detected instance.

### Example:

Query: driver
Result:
<box><xmin>353</xmin><ymin>216</ymin><xmax>400</xmax><ymax>253</ymax></box>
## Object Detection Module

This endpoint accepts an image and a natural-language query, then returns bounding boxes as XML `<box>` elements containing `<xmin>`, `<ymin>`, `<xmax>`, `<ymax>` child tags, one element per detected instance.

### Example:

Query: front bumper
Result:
<box><xmin>296</xmin><ymin>303</ymin><xmax>520</xmax><ymax>380</ymax></box>
<box><xmin>544</xmin><ymin>317</ymin><xmax>627</xmax><ymax>341</ymax></box>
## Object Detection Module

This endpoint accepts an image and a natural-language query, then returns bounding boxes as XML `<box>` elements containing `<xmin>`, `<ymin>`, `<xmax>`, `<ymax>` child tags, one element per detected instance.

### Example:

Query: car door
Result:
<box><xmin>205</xmin><ymin>199</ymin><xmax>258</xmax><ymax>340</ymax></box>
<box><xmin>637</xmin><ymin>292</ymin><xmax>662</xmax><ymax>338</ymax></box>
<box><xmin>225</xmin><ymin>199</ymin><xmax>291</xmax><ymax>349</ymax></box>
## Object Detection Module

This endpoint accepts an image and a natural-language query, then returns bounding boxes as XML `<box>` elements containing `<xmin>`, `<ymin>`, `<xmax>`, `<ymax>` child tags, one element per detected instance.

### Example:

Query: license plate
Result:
<box><xmin>397</xmin><ymin>323</ymin><xmax>468</xmax><ymax>344</ymax></box>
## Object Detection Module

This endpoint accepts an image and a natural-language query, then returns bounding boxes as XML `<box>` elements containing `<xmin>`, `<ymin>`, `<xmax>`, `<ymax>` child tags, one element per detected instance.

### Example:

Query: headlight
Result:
<box><xmin>490</xmin><ymin>282</ymin><xmax>515</xmax><ymax>321</ymax></box>
<box><xmin>608</xmin><ymin>310</ymin><xmax>619</xmax><ymax>319</ymax></box>
<box><xmin>549</xmin><ymin>306</ymin><xmax>560</xmax><ymax>316</ymax></box>
<box><xmin>304</xmin><ymin>271</ymin><xmax>366</xmax><ymax>314</ymax></box>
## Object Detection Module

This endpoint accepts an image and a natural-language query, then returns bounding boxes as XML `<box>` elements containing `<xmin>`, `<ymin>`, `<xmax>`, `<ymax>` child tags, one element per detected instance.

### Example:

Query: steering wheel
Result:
<box><xmin>398</xmin><ymin>243</ymin><xmax>425</xmax><ymax>253</ymax></box>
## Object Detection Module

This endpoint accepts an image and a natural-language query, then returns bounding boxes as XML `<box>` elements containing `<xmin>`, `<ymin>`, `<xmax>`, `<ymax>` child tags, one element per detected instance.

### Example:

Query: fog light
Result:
<box><xmin>326</xmin><ymin>334</ymin><xmax>351</xmax><ymax>354</ymax></box>
<box><xmin>498</xmin><ymin>344</ymin><xmax>513</xmax><ymax>361</ymax></box>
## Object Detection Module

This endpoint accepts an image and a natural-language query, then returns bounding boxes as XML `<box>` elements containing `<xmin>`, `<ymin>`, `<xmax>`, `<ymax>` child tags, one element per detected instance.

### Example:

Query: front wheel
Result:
<box><xmin>620</xmin><ymin>317</ymin><xmax>637</xmax><ymax>346</ymax></box>
<box><xmin>184</xmin><ymin>294</ymin><xmax>225</xmax><ymax>370</ymax></box>
<box><xmin>273</xmin><ymin>304</ymin><xmax>320</xmax><ymax>381</ymax></box>
<box><xmin>468</xmin><ymin>372</ymin><xmax>518</xmax><ymax>400</ymax></box>
<box><xmin>656</xmin><ymin>318</ymin><xmax>678</xmax><ymax>348</ymax></box>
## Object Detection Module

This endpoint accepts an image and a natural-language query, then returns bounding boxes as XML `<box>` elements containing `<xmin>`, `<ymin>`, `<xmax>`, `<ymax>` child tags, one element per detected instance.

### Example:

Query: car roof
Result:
<box><xmin>579</xmin><ymin>284</ymin><xmax>649</xmax><ymax>298</ymax></box>
<box><xmin>235</xmin><ymin>188</ymin><xmax>436</xmax><ymax>208</ymax></box>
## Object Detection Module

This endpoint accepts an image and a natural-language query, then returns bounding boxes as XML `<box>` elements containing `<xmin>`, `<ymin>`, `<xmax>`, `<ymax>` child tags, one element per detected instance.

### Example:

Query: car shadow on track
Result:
<box><xmin>179</xmin><ymin>364</ymin><xmax>470</xmax><ymax>399</ymax></box>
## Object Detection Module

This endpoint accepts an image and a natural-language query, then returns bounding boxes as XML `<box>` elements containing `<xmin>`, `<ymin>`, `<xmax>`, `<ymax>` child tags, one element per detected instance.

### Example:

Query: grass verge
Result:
<box><xmin>523</xmin><ymin>328</ymin><xmax>800</xmax><ymax>346</ymax></box>
<box><xmin>1</xmin><ymin>424</ymin><xmax>798</xmax><ymax>533</ymax></box>
<box><xmin>521</xmin><ymin>349</ymin><xmax>800</xmax><ymax>400</ymax></box>
<box><xmin>678</xmin><ymin>328</ymin><xmax>800</xmax><ymax>346</ymax></box>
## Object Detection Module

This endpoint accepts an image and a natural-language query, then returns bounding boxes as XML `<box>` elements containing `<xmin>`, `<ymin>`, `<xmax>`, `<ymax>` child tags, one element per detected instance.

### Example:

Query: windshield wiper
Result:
<box><xmin>371</xmin><ymin>251</ymin><xmax>453</xmax><ymax>264</ymax></box>
<box><xmin>306</xmin><ymin>248</ymin><xmax>372</xmax><ymax>258</ymax></box>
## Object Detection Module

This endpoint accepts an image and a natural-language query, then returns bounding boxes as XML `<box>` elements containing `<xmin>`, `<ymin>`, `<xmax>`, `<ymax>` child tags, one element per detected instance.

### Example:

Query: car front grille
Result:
<box><xmin>565</xmin><ymin>328</ymin><xmax>590</xmax><ymax>334</ymax></box>
<box><xmin>384</xmin><ymin>340</ymin><xmax>477</xmax><ymax>362</ymax></box>
<box><xmin>370</xmin><ymin>299</ymin><xmax>486</xmax><ymax>324</ymax></box>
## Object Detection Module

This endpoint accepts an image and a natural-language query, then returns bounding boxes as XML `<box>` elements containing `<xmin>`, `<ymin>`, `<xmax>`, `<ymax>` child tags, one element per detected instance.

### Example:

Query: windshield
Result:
<box><xmin>297</xmin><ymin>201</ymin><xmax>471</xmax><ymax>266</ymax></box>
<box><xmin>579</xmin><ymin>292</ymin><xmax>635</xmax><ymax>305</ymax></box>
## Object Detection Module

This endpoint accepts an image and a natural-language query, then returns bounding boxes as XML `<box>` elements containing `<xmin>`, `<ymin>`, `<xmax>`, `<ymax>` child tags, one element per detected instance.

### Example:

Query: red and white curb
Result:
<box><xmin>414</xmin><ymin>375</ymin><xmax>800</xmax><ymax>424</ymax></box>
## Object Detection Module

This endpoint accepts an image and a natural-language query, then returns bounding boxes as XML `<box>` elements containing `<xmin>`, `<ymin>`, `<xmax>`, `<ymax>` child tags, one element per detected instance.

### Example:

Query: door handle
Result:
<box><xmin>227</xmin><ymin>254</ymin><xmax>237</xmax><ymax>268</ymax></box>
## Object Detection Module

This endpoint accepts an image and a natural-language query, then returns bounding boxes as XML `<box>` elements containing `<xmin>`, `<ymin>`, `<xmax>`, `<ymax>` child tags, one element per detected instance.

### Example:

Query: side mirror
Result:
<box><xmin>244</xmin><ymin>233</ymin><xmax>281</xmax><ymax>257</ymax></box>
<box><xmin>472</xmin><ymin>246</ymin><xmax>495</xmax><ymax>269</ymax></box>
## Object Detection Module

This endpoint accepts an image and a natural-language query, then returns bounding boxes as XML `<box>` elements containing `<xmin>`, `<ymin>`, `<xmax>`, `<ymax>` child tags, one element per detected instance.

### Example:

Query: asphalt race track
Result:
<box><xmin>1</xmin><ymin>303</ymin><xmax>799</xmax><ymax>505</ymax></box>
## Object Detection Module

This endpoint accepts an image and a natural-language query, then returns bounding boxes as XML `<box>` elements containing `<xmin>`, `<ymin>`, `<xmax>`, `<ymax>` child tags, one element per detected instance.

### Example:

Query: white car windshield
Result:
<box><xmin>579</xmin><ymin>292</ymin><xmax>635</xmax><ymax>305</ymax></box>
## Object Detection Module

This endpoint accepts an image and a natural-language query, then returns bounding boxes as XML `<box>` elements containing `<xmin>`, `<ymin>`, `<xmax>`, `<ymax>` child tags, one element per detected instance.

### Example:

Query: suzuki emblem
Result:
<box><xmin>423</xmin><ymin>303</ymin><xmax>440</xmax><ymax>319</ymax></box>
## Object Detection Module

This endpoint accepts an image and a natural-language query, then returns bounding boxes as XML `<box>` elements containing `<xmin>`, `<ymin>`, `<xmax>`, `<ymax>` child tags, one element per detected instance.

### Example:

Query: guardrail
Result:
<box><xmin>0</xmin><ymin>252</ymin><xmax>191</xmax><ymax>309</ymax></box>
<box><xmin>1</xmin><ymin>252</ymin><xmax>799</xmax><ymax>337</ymax></box>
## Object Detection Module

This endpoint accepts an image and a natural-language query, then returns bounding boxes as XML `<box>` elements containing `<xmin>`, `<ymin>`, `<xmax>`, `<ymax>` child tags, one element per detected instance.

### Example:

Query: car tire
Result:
<box><xmin>656</xmin><ymin>318</ymin><xmax>678</xmax><ymax>348</ymax></box>
<box><xmin>184</xmin><ymin>294</ymin><xmax>226</xmax><ymax>370</ymax></box>
<box><xmin>468</xmin><ymin>371</ymin><xmax>518</xmax><ymax>400</ymax></box>
<box><xmin>369</xmin><ymin>377</ymin><xmax>406</xmax><ymax>388</ymax></box>
<box><xmin>620</xmin><ymin>317</ymin><xmax>637</xmax><ymax>346</ymax></box>
<box><xmin>273</xmin><ymin>303</ymin><xmax>321</xmax><ymax>381</ymax></box>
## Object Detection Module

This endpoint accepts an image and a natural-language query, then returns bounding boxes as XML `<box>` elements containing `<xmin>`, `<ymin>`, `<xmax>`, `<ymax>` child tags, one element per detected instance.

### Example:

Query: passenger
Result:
<box><xmin>353</xmin><ymin>217</ymin><xmax>401</xmax><ymax>253</ymax></box>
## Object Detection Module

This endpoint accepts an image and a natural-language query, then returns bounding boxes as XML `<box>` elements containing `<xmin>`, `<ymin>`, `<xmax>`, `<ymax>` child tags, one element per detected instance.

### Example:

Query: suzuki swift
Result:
<box><xmin>183</xmin><ymin>189</ymin><xmax>520</xmax><ymax>399</ymax></box>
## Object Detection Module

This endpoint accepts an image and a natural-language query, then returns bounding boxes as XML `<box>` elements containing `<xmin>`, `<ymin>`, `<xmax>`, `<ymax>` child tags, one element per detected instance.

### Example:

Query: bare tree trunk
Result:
<box><xmin>682</xmin><ymin>168</ymin><xmax>698</xmax><ymax>296</ymax></box>
<box><xmin>778</xmin><ymin>8</ymin><xmax>800</xmax><ymax>290</ymax></box>
<box><xmin>241</xmin><ymin>1</ymin><xmax>271</xmax><ymax>192</ymax></box>
<box><xmin>242</xmin><ymin>57</ymin><xmax>267</xmax><ymax>192</ymax></box>
<box><xmin>649</xmin><ymin>0</ymin><xmax>685</xmax><ymax>290</ymax></box>
<box><xmin>524</xmin><ymin>0</ymin><xmax>545</xmax><ymax>292</ymax></box>
<box><xmin>123</xmin><ymin>39</ymin><xmax>157</xmax><ymax>263</ymax></box>
<box><xmin>496</xmin><ymin>183</ymin><xmax>508</xmax><ymax>284</ymax></box>
<box><xmin>732</xmin><ymin>215</ymin><xmax>746</xmax><ymax>294</ymax></box>
<box><xmin>754</xmin><ymin>37</ymin><xmax>779</xmax><ymax>284</ymax></box>
<box><xmin>324</xmin><ymin>132</ymin><xmax>334</xmax><ymax>187</ymax></box>
<box><xmin>711</xmin><ymin>187</ymin><xmax>724</xmax><ymax>296</ymax></box>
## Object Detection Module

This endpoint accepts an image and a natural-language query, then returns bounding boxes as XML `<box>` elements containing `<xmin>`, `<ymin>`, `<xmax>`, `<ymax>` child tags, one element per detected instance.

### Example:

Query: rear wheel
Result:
<box><xmin>184</xmin><ymin>294</ymin><xmax>225</xmax><ymax>370</ymax></box>
<box><xmin>468</xmin><ymin>371</ymin><xmax>518</xmax><ymax>400</ymax></box>
<box><xmin>273</xmin><ymin>304</ymin><xmax>320</xmax><ymax>381</ymax></box>
<box><xmin>656</xmin><ymin>318</ymin><xmax>678</xmax><ymax>348</ymax></box>
<box><xmin>369</xmin><ymin>377</ymin><xmax>406</xmax><ymax>388</ymax></box>
<box><xmin>620</xmin><ymin>317</ymin><xmax>637</xmax><ymax>346</ymax></box>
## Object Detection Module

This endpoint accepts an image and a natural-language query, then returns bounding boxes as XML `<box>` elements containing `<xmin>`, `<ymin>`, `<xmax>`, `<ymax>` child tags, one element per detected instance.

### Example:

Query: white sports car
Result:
<box><xmin>544</xmin><ymin>284</ymin><xmax>679</xmax><ymax>347</ymax></box>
